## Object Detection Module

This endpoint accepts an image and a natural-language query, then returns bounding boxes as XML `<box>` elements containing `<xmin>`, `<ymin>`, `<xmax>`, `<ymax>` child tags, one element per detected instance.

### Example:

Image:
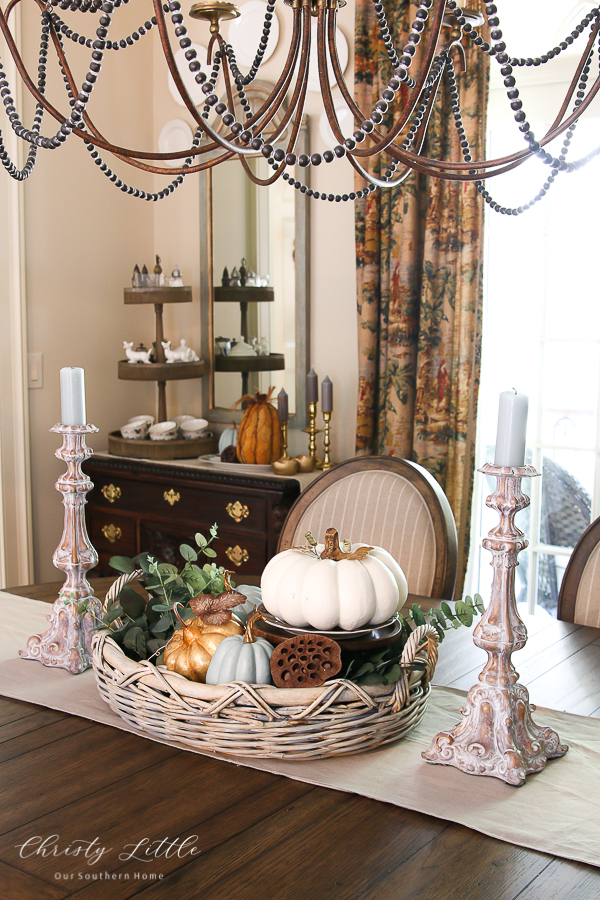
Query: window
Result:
<box><xmin>465</xmin><ymin>5</ymin><xmax>600</xmax><ymax>615</ymax></box>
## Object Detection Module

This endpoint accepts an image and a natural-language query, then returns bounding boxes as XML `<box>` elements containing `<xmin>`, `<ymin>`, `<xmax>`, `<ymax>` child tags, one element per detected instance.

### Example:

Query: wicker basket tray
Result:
<box><xmin>92</xmin><ymin>572</ymin><xmax>439</xmax><ymax>760</ymax></box>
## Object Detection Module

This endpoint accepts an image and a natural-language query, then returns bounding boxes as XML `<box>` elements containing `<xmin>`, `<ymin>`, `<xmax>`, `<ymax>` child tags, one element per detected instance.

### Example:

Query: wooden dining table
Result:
<box><xmin>2</xmin><ymin>579</ymin><xmax>600</xmax><ymax>899</ymax></box>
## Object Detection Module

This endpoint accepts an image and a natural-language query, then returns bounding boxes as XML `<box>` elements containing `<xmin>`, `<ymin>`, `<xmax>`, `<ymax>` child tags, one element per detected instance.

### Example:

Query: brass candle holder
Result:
<box><xmin>322</xmin><ymin>411</ymin><xmax>333</xmax><ymax>471</ymax></box>
<box><xmin>423</xmin><ymin>463</ymin><xmax>568</xmax><ymax>786</ymax></box>
<box><xmin>280</xmin><ymin>420</ymin><xmax>291</xmax><ymax>459</ymax></box>
<box><xmin>303</xmin><ymin>401</ymin><xmax>323</xmax><ymax>467</ymax></box>
<box><xmin>20</xmin><ymin>423</ymin><xmax>102</xmax><ymax>675</ymax></box>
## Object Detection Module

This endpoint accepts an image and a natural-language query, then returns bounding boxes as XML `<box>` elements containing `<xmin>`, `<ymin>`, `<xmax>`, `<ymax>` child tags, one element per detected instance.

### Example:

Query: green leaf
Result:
<box><xmin>411</xmin><ymin>604</ymin><xmax>426</xmax><ymax>627</ymax></box>
<box><xmin>136</xmin><ymin>629</ymin><xmax>146</xmax><ymax>658</ymax></box>
<box><xmin>210</xmin><ymin>523</ymin><xmax>218</xmax><ymax>539</ymax></box>
<box><xmin>133</xmin><ymin>552</ymin><xmax>152</xmax><ymax>574</ymax></box>
<box><xmin>109</xmin><ymin>555</ymin><xmax>135</xmax><ymax>574</ymax></box>
<box><xmin>358</xmin><ymin>672</ymin><xmax>386</xmax><ymax>685</ymax></box>
<box><xmin>103</xmin><ymin>606</ymin><xmax>123</xmax><ymax>625</ymax></box>
<box><xmin>431</xmin><ymin>621</ymin><xmax>445</xmax><ymax>643</ymax></box>
<box><xmin>454</xmin><ymin>600</ymin><xmax>474</xmax><ymax>628</ymax></box>
<box><xmin>441</xmin><ymin>601</ymin><xmax>457</xmax><ymax>622</ymax></box>
<box><xmin>158</xmin><ymin>563</ymin><xmax>178</xmax><ymax>576</ymax></box>
<box><xmin>195</xmin><ymin>533</ymin><xmax>207</xmax><ymax>548</ymax></box>
<box><xmin>151</xmin><ymin>613</ymin><xmax>175</xmax><ymax>634</ymax></box>
<box><xmin>123</xmin><ymin>626</ymin><xmax>143</xmax><ymax>652</ymax></box>
<box><xmin>180</xmin><ymin>543</ymin><xmax>198</xmax><ymax>562</ymax></box>
<box><xmin>202</xmin><ymin>547</ymin><xmax>217</xmax><ymax>558</ymax></box>
<box><xmin>433</xmin><ymin>608</ymin><xmax>447</xmax><ymax>629</ymax></box>
<box><xmin>464</xmin><ymin>595</ymin><xmax>475</xmax><ymax>611</ymax></box>
<box><xmin>353</xmin><ymin>662</ymin><xmax>375</xmax><ymax>679</ymax></box>
<box><xmin>119</xmin><ymin>585</ymin><xmax>146</xmax><ymax>619</ymax></box>
<box><xmin>474</xmin><ymin>593</ymin><xmax>485</xmax><ymax>615</ymax></box>
<box><xmin>384</xmin><ymin>664</ymin><xmax>402</xmax><ymax>685</ymax></box>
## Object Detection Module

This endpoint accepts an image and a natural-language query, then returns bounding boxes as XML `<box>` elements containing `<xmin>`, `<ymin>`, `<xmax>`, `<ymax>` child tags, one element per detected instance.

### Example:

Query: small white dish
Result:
<box><xmin>229</xmin><ymin>337</ymin><xmax>256</xmax><ymax>357</ymax></box>
<box><xmin>149</xmin><ymin>421</ymin><xmax>177</xmax><ymax>441</ymax></box>
<box><xmin>120</xmin><ymin>421</ymin><xmax>149</xmax><ymax>440</ymax></box>
<box><xmin>180</xmin><ymin>417</ymin><xmax>209</xmax><ymax>439</ymax></box>
<box><xmin>173</xmin><ymin>414</ymin><xmax>194</xmax><ymax>428</ymax></box>
<box><xmin>127</xmin><ymin>414</ymin><xmax>154</xmax><ymax>428</ymax></box>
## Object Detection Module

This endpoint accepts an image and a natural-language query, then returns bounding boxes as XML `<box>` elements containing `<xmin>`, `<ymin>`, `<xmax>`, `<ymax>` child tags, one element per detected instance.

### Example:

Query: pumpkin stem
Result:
<box><xmin>173</xmin><ymin>601</ymin><xmax>190</xmax><ymax>631</ymax></box>
<box><xmin>321</xmin><ymin>527</ymin><xmax>342</xmax><ymax>560</ymax></box>
<box><xmin>243</xmin><ymin>606</ymin><xmax>262</xmax><ymax>643</ymax></box>
<box><xmin>223</xmin><ymin>570</ymin><xmax>235</xmax><ymax>592</ymax></box>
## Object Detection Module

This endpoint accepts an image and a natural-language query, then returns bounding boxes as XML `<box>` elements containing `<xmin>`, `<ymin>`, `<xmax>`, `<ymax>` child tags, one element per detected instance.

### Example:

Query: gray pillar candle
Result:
<box><xmin>307</xmin><ymin>367</ymin><xmax>318</xmax><ymax>404</ymax></box>
<box><xmin>278</xmin><ymin>387</ymin><xmax>289</xmax><ymax>422</ymax></box>
<box><xmin>322</xmin><ymin>375</ymin><xmax>333</xmax><ymax>412</ymax></box>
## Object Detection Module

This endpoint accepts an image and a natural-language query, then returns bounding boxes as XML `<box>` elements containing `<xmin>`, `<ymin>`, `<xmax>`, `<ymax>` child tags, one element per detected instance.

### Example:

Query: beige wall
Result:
<box><xmin>11</xmin><ymin>1</ymin><xmax>358</xmax><ymax>582</ymax></box>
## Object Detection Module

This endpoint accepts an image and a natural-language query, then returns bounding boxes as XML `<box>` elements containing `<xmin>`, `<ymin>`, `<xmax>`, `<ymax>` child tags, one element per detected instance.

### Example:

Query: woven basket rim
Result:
<box><xmin>93</xmin><ymin>626</ymin><xmax>436</xmax><ymax>709</ymax></box>
<box><xmin>94</xmin><ymin>569</ymin><xmax>439</xmax><ymax>709</ymax></box>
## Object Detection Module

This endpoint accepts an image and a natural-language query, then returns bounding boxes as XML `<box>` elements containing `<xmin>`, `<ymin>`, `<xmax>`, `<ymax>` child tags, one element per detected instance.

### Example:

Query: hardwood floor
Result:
<box><xmin>2</xmin><ymin>583</ymin><xmax>600</xmax><ymax>898</ymax></box>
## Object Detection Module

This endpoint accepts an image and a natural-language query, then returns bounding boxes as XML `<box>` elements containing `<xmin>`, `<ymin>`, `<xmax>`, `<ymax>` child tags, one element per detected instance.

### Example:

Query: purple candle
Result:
<box><xmin>307</xmin><ymin>367</ymin><xmax>318</xmax><ymax>404</ymax></box>
<box><xmin>278</xmin><ymin>387</ymin><xmax>289</xmax><ymax>423</ymax></box>
<box><xmin>322</xmin><ymin>376</ymin><xmax>333</xmax><ymax>413</ymax></box>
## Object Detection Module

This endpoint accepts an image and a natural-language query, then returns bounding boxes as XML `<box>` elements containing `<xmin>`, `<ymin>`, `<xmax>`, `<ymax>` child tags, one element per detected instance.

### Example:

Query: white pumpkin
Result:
<box><xmin>260</xmin><ymin>530</ymin><xmax>408</xmax><ymax>631</ymax></box>
<box><xmin>218</xmin><ymin>425</ymin><xmax>239</xmax><ymax>454</ymax></box>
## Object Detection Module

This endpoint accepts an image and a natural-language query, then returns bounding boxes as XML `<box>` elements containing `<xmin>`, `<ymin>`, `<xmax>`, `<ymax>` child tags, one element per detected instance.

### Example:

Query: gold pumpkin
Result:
<box><xmin>236</xmin><ymin>388</ymin><xmax>283</xmax><ymax>465</ymax></box>
<box><xmin>163</xmin><ymin>616</ymin><xmax>243</xmax><ymax>683</ymax></box>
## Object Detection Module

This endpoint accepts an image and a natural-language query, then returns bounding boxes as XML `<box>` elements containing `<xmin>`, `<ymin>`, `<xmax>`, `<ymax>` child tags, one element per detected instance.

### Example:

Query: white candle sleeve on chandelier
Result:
<box><xmin>60</xmin><ymin>367</ymin><xmax>87</xmax><ymax>426</ymax></box>
<box><xmin>494</xmin><ymin>390</ymin><xmax>528</xmax><ymax>468</ymax></box>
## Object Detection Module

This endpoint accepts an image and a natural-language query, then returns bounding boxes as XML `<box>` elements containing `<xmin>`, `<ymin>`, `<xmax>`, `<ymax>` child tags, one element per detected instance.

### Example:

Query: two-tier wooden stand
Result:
<box><xmin>214</xmin><ymin>285</ymin><xmax>284</xmax><ymax>396</ymax></box>
<box><xmin>108</xmin><ymin>286</ymin><xmax>215</xmax><ymax>460</ymax></box>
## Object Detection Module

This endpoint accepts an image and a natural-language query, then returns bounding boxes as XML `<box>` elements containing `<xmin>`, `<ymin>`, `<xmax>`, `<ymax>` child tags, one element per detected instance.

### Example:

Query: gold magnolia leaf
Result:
<box><xmin>343</xmin><ymin>546</ymin><xmax>374</xmax><ymax>561</ymax></box>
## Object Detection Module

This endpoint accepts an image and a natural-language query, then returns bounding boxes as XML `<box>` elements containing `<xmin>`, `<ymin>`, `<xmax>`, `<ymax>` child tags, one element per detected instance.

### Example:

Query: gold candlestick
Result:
<box><xmin>302</xmin><ymin>401</ymin><xmax>323</xmax><ymax>466</ymax></box>
<box><xmin>423</xmin><ymin>463</ymin><xmax>568</xmax><ymax>785</ymax></box>
<box><xmin>281</xmin><ymin>421</ymin><xmax>290</xmax><ymax>459</ymax></box>
<box><xmin>322</xmin><ymin>411</ymin><xmax>333</xmax><ymax>471</ymax></box>
<box><xmin>20</xmin><ymin>423</ymin><xmax>102</xmax><ymax>674</ymax></box>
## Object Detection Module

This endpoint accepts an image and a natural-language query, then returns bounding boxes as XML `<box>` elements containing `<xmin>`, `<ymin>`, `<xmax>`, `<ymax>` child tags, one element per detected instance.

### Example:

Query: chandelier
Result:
<box><xmin>1</xmin><ymin>0</ymin><xmax>599</xmax><ymax>213</ymax></box>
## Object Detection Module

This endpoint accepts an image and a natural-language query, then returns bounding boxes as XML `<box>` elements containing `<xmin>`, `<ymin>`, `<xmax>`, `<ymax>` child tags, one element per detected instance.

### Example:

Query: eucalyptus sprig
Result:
<box><xmin>99</xmin><ymin>525</ymin><xmax>238</xmax><ymax>662</ymax></box>
<box><xmin>342</xmin><ymin>594</ymin><xmax>485</xmax><ymax>687</ymax></box>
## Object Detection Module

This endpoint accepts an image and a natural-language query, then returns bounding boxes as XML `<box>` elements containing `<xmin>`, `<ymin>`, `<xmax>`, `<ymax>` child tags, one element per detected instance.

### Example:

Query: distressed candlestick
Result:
<box><xmin>322</xmin><ymin>411</ymin><xmax>333</xmax><ymax>471</ymax></box>
<box><xmin>423</xmin><ymin>463</ymin><xmax>568</xmax><ymax>786</ymax></box>
<box><xmin>20</xmin><ymin>423</ymin><xmax>102</xmax><ymax>675</ymax></box>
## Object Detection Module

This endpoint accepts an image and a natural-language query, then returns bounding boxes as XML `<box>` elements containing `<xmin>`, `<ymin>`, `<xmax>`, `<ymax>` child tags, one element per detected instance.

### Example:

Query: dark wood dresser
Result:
<box><xmin>83</xmin><ymin>454</ymin><xmax>301</xmax><ymax>579</ymax></box>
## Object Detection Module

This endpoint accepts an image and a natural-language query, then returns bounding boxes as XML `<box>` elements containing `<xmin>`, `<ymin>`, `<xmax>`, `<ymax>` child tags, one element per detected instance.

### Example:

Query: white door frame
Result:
<box><xmin>0</xmin><ymin>6</ymin><xmax>34</xmax><ymax>587</ymax></box>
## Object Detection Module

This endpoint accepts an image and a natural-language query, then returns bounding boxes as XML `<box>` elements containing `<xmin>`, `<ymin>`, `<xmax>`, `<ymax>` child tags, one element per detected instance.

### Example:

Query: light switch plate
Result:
<box><xmin>28</xmin><ymin>353</ymin><xmax>43</xmax><ymax>389</ymax></box>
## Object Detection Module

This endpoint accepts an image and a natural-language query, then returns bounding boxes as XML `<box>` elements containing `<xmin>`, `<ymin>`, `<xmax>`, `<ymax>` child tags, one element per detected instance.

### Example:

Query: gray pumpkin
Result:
<box><xmin>206</xmin><ymin>610</ymin><xmax>273</xmax><ymax>685</ymax></box>
<box><xmin>232</xmin><ymin>584</ymin><xmax>262</xmax><ymax>624</ymax></box>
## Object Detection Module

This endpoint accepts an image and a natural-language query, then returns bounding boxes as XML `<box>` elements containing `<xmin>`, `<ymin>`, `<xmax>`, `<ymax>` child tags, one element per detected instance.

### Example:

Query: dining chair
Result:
<box><xmin>557</xmin><ymin>515</ymin><xmax>600</xmax><ymax>626</ymax></box>
<box><xmin>278</xmin><ymin>456</ymin><xmax>458</xmax><ymax>600</ymax></box>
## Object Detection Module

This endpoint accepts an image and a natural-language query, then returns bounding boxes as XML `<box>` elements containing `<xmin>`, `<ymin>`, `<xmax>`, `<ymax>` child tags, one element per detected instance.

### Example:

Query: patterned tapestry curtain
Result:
<box><xmin>354</xmin><ymin>1</ymin><xmax>489</xmax><ymax>598</ymax></box>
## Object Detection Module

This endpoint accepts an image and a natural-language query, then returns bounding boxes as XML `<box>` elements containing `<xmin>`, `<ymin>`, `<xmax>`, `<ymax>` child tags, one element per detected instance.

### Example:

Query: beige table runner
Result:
<box><xmin>2</xmin><ymin>592</ymin><xmax>599</xmax><ymax>868</ymax></box>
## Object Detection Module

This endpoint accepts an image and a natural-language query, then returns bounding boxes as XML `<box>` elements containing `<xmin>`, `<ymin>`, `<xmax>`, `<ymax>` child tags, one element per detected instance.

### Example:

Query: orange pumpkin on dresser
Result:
<box><xmin>236</xmin><ymin>387</ymin><xmax>283</xmax><ymax>464</ymax></box>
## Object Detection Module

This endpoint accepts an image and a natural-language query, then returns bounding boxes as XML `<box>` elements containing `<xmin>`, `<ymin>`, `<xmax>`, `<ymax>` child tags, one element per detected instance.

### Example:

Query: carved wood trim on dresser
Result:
<box><xmin>83</xmin><ymin>455</ymin><xmax>301</xmax><ymax>579</ymax></box>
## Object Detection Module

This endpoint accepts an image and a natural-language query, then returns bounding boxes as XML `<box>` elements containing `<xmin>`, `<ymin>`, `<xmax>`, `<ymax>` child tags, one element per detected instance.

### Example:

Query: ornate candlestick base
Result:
<box><xmin>423</xmin><ymin>463</ymin><xmax>568</xmax><ymax>786</ymax></box>
<box><xmin>20</xmin><ymin>424</ymin><xmax>102</xmax><ymax>675</ymax></box>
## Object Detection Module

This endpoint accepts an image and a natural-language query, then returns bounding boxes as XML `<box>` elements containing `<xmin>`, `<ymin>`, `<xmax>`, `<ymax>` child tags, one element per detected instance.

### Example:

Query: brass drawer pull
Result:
<box><xmin>164</xmin><ymin>489</ymin><xmax>181</xmax><ymax>506</ymax></box>
<box><xmin>226</xmin><ymin>501</ymin><xmax>249</xmax><ymax>523</ymax></box>
<box><xmin>102</xmin><ymin>524</ymin><xmax>122</xmax><ymax>543</ymax></box>
<box><xmin>225</xmin><ymin>545</ymin><xmax>249</xmax><ymax>567</ymax></box>
<box><xmin>101</xmin><ymin>484</ymin><xmax>121</xmax><ymax>503</ymax></box>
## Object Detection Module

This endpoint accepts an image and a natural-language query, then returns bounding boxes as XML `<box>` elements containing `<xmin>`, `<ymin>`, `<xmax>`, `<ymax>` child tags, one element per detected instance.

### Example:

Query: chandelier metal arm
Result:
<box><xmin>351</xmin><ymin>0</ymin><xmax>448</xmax><ymax>159</ymax></box>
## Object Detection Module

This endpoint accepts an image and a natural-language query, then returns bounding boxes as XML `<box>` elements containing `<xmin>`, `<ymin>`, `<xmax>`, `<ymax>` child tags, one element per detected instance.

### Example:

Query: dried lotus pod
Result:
<box><xmin>270</xmin><ymin>634</ymin><xmax>342</xmax><ymax>688</ymax></box>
